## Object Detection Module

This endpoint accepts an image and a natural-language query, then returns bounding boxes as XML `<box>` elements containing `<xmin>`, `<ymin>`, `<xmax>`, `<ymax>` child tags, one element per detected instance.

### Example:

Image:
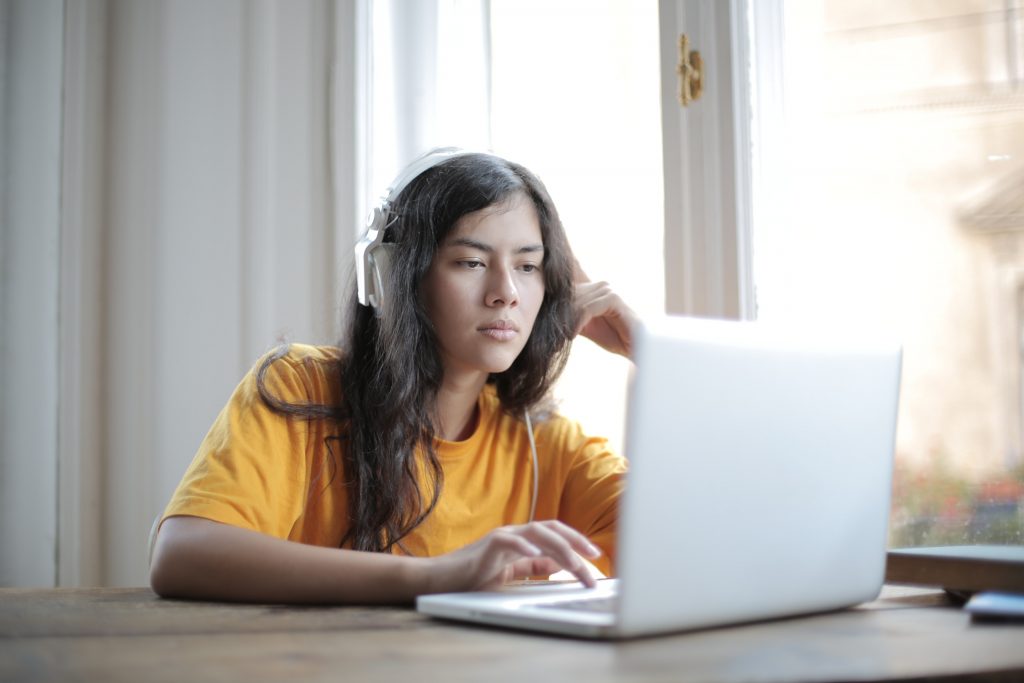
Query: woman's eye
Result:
<box><xmin>519</xmin><ymin>263</ymin><xmax>540</xmax><ymax>273</ymax></box>
<box><xmin>459</xmin><ymin>260</ymin><xmax>484</xmax><ymax>269</ymax></box>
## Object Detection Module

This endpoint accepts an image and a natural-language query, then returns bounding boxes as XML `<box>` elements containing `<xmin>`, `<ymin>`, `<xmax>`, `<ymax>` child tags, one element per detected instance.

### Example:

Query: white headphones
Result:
<box><xmin>353</xmin><ymin>146</ymin><xmax>540</xmax><ymax>523</ymax></box>
<box><xmin>355</xmin><ymin>147</ymin><xmax>479</xmax><ymax>315</ymax></box>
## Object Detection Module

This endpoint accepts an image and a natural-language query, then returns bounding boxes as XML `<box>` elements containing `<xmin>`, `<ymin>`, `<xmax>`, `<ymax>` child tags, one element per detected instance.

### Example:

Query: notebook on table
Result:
<box><xmin>417</xmin><ymin>315</ymin><xmax>903</xmax><ymax>639</ymax></box>
<box><xmin>886</xmin><ymin>545</ymin><xmax>1024</xmax><ymax>598</ymax></box>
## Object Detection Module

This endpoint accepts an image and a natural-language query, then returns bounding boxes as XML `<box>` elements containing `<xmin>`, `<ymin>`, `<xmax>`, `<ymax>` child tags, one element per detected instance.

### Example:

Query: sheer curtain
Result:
<box><xmin>366</xmin><ymin>0</ymin><xmax>491</xmax><ymax>205</ymax></box>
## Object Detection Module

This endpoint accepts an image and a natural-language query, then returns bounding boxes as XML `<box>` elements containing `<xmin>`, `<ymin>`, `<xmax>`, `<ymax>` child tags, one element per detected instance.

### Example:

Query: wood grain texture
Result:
<box><xmin>1</xmin><ymin>586</ymin><xmax>1022</xmax><ymax>683</ymax></box>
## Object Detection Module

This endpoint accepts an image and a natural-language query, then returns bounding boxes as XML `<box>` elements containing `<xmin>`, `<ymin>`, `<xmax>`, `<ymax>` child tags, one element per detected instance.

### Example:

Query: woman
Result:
<box><xmin>150</xmin><ymin>149</ymin><xmax>636</xmax><ymax>603</ymax></box>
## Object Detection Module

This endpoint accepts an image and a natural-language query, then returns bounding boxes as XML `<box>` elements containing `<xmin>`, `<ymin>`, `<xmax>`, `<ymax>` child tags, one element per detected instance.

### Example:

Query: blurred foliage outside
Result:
<box><xmin>890</xmin><ymin>454</ymin><xmax>1024</xmax><ymax>547</ymax></box>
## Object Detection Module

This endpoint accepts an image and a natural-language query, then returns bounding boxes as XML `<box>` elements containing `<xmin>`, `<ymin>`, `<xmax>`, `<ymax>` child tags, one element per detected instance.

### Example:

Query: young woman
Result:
<box><xmin>149</xmin><ymin>149</ymin><xmax>636</xmax><ymax>604</ymax></box>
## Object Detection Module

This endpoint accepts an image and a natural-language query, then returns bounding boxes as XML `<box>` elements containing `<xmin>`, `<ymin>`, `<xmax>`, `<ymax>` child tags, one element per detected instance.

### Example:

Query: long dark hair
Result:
<box><xmin>258</xmin><ymin>152</ymin><xmax>576</xmax><ymax>552</ymax></box>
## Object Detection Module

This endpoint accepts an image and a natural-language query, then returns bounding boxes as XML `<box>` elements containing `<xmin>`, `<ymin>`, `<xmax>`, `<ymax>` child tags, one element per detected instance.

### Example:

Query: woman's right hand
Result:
<box><xmin>423</xmin><ymin>520</ymin><xmax>603</xmax><ymax>593</ymax></box>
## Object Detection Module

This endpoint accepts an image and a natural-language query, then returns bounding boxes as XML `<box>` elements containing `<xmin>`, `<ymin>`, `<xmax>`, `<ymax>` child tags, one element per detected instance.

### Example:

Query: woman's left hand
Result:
<box><xmin>573</xmin><ymin>262</ymin><xmax>639</xmax><ymax>359</ymax></box>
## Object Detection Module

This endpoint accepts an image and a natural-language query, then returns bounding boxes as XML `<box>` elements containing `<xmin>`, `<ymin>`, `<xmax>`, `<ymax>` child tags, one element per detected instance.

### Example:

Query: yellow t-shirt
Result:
<box><xmin>162</xmin><ymin>344</ymin><xmax>627</xmax><ymax>575</ymax></box>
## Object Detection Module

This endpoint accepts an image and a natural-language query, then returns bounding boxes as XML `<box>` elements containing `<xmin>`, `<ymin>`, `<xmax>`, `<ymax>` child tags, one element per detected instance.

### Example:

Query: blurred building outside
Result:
<box><xmin>757</xmin><ymin>0</ymin><xmax>1024</xmax><ymax>546</ymax></box>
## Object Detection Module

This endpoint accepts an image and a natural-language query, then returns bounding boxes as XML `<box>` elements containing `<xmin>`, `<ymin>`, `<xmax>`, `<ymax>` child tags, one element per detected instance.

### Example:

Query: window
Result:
<box><xmin>370</xmin><ymin>0</ymin><xmax>664</xmax><ymax>452</ymax></box>
<box><xmin>750</xmin><ymin>1</ymin><xmax>1024</xmax><ymax>546</ymax></box>
<box><xmin>489</xmin><ymin>0</ymin><xmax>664</xmax><ymax>451</ymax></box>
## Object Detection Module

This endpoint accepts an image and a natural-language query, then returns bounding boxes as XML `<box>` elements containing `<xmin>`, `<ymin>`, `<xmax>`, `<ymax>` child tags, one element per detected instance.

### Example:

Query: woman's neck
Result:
<box><xmin>435</xmin><ymin>372</ymin><xmax>488</xmax><ymax>441</ymax></box>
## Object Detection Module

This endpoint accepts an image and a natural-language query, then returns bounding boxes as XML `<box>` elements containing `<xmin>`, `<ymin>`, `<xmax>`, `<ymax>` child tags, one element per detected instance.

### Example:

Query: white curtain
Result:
<box><xmin>0</xmin><ymin>0</ymin><xmax>64</xmax><ymax>588</ymax></box>
<box><xmin>368</xmin><ymin>0</ymin><xmax>491</xmax><ymax>202</ymax></box>
<box><xmin>1</xmin><ymin>0</ymin><xmax>367</xmax><ymax>588</ymax></box>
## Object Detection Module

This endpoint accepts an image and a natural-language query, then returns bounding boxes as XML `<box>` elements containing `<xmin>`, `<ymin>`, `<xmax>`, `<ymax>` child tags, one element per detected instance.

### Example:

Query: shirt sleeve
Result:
<box><xmin>161</xmin><ymin>350</ymin><xmax>318</xmax><ymax>539</ymax></box>
<box><xmin>554</xmin><ymin>427</ymin><xmax>628</xmax><ymax>577</ymax></box>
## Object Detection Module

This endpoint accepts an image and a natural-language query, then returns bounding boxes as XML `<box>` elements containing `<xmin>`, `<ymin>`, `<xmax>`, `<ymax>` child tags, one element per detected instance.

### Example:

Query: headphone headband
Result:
<box><xmin>384</xmin><ymin>147</ymin><xmax>474</xmax><ymax>210</ymax></box>
<box><xmin>355</xmin><ymin>147</ymin><xmax>487</xmax><ymax>313</ymax></box>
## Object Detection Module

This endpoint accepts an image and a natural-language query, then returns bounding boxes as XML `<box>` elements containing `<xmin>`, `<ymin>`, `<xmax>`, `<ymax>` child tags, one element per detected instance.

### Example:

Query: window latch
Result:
<box><xmin>677</xmin><ymin>34</ymin><xmax>704</xmax><ymax>107</ymax></box>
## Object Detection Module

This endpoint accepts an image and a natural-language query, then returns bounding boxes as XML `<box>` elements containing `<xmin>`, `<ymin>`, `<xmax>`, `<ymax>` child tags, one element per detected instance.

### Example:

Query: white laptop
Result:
<box><xmin>417</xmin><ymin>315</ymin><xmax>903</xmax><ymax>639</ymax></box>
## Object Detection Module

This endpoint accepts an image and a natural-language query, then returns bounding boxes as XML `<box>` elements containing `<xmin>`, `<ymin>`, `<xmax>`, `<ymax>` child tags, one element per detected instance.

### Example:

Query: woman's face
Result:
<box><xmin>421</xmin><ymin>193</ymin><xmax>546</xmax><ymax>386</ymax></box>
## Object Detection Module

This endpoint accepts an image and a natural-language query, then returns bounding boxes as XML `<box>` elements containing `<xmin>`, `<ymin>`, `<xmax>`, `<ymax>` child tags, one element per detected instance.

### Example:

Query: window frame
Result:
<box><xmin>659</xmin><ymin>0</ymin><xmax>772</xmax><ymax>321</ymax></box>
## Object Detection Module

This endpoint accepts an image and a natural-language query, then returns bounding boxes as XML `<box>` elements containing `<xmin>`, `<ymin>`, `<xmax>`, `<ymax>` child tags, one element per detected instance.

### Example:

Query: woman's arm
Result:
<box><xmin>150</xmin><ymin>516</ymin><xmax>422</xmax><ymax>603</ymax></box>
<box><xmin>150</xmin><ymin>515</ymin><xmax>601</xmax><ymax>604</ymax></box>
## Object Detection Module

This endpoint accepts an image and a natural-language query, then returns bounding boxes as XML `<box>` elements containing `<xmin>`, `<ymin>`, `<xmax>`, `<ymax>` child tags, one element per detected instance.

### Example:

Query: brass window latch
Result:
<box><xmin>677</xmin><ymin>34</ymin><xmax>703</xmax><ymax>107</ymax></box>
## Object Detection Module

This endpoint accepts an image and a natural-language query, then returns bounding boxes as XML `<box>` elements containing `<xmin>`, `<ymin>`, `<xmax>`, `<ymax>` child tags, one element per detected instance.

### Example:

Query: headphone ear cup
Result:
<box><xmin>357</xmin><ymin>148</ymin><xmax>485</xmax><ymax>311</ymax></box>
<box><xmin>367</xmin><ymin>242</ymin><xmax>395</xmax><ymax>313</ymax></box>
<box><xmin>355</xmin><ymin>207</ymin><xmax>386</xmax><ymax>308</ymax></box>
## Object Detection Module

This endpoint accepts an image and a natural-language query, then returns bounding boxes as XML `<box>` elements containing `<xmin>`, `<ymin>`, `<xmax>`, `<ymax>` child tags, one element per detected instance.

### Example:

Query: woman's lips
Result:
<box><xmin>479</xmin><ymin>321</ymin><xmax>518</xmax><ymax>341</ymax></box>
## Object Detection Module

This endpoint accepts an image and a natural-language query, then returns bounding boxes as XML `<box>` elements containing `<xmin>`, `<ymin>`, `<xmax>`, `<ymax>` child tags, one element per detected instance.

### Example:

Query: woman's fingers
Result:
<box><xmin>486</xmin><ymin>529</ymin><xmax>543</xmax><ymax>558</ymax></box>
<box><xmin>506</xmin><ymin>520</ymin><xmax>601</xmax><ymax>588</ymax></box>
<box><xmin>509</xmin><ymin>556</ymin><xmax>563</xmax><ymax>580</ymax></box>
<box><xmin>573</xmin><ymin>280</ymin><xmax>637</xmax><ymax>358</ymax></box>
<box><xmin>438</xmin><ymin>521</ymin><xmax>604</xmax><ymax>592</ymax></box>
<box><xmin>573</xmin><ymin>281</ymin><xmax>615</xmax><ymax>337</ymax></box>
<box><xmin>518</xmin><ymin>520</ymin><xmax>601</xmax><ymax>561</ymax></box>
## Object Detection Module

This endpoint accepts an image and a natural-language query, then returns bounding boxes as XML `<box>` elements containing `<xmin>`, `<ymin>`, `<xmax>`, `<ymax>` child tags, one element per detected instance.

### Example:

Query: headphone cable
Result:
<box><xmin>524</xmin><ymin>410</ymin><xmax>539</xmax><ymax>523</ymax></box>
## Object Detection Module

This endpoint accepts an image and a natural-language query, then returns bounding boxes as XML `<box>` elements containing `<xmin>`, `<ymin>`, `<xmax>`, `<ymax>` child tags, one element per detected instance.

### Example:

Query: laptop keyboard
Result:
<box><xmin>534</xmin><ymin>596</ymin><xmax>618</xmax><ymax>614</ymax></box>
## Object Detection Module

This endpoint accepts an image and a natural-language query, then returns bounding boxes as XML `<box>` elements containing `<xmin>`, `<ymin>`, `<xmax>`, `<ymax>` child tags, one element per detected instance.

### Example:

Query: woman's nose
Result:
<box><xmin>485</xmin><ymin>266</ymin><xmax>519</xmax><ymax>307</ymax></box>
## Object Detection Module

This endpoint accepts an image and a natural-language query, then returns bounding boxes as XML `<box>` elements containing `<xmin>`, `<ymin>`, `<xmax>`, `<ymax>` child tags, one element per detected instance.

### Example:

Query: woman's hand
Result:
<box><xmin>423</xmin><ymin>520</ymin><xmax>603</xmax><ymax>593</ymax></box>
<box><xmin>573</xmin><ymin>261</ymin><xmax>639</xmax><ymax>359</ymax></box>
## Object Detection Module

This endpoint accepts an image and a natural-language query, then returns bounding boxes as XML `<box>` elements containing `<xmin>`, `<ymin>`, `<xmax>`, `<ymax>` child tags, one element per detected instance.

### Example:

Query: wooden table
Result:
<box><xmin>2</xmin><ymin>585</ymin><xmax>1022</xmax><ymax>682</ymax></box>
